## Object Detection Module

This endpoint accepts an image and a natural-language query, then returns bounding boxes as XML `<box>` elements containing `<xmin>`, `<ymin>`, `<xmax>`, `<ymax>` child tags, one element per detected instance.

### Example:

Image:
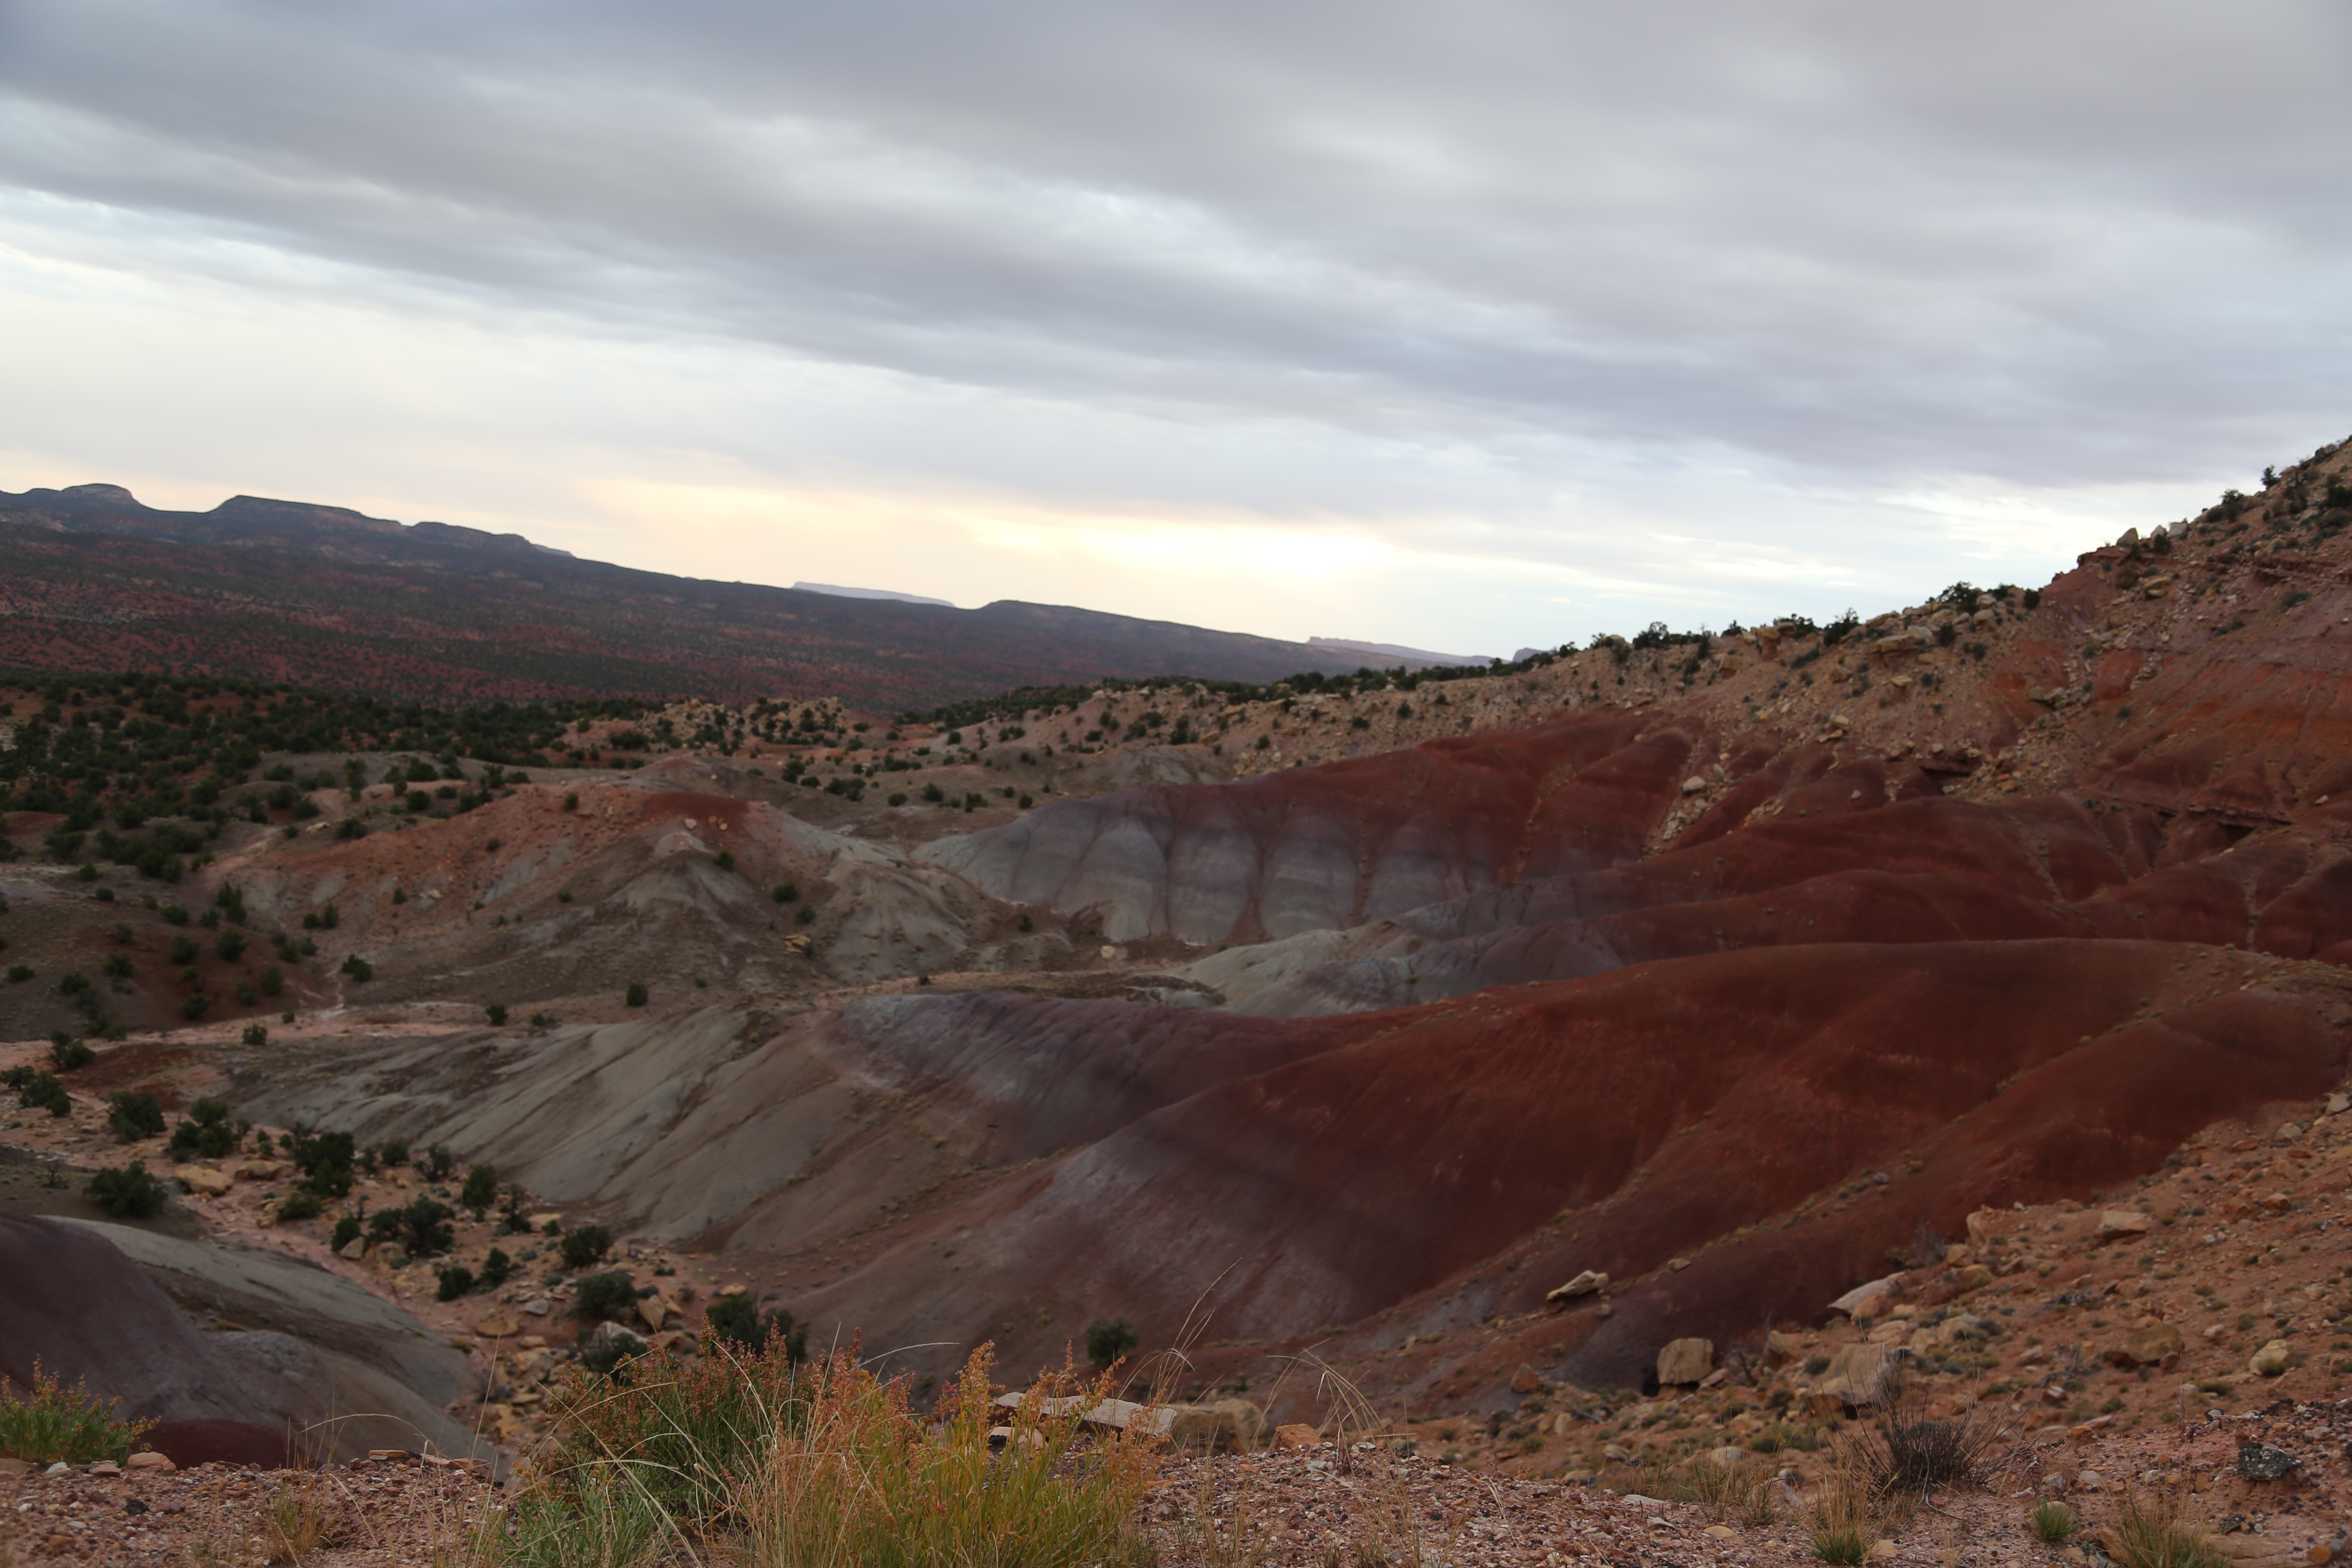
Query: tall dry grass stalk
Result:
<box><xmin>262</xmin><ymin>1470</ymin><xmax>340</xmax><ymax>1565</ymax></box>
<box><xmin>2104</xmin><ymin>1489</ymin><xmax>2222</xmax><ymax>1568</ymax></box>
<box><xmin>732</xmin><ymin>1344</ymin><xmax>1159</xmax><ymax>1568</ymax></box>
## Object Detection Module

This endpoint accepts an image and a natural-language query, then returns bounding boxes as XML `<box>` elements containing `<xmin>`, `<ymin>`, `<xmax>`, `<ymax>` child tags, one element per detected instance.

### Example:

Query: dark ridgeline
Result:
<box><xmin>0</xmin><ymin>484</ymin><xmax>1360</xmax><ymax>708</ymax></box>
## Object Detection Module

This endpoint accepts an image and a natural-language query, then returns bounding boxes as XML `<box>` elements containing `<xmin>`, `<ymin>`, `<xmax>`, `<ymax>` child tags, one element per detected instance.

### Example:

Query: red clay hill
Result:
<box><xmin>12</xmin><ymin>435</ymin><xmax>2352</xmax><ymax>1444</ymax></box>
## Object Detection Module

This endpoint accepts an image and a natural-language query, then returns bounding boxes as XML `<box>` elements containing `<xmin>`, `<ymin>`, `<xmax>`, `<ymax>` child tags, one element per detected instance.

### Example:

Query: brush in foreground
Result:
<box><xmin>0</xmin><ymin>1360</ymin><xmax>154</xmax><ymax>1464</ymax></box>
<box><xmin>2103</xmin><ymin>1489</ymin><xmax>2222</xmax><ymax>1568</ymax></box>
<box><xmin>462</xmin><ymin>1341</ymin><xmax>1161</xmax><ymax>1568</ymax></box>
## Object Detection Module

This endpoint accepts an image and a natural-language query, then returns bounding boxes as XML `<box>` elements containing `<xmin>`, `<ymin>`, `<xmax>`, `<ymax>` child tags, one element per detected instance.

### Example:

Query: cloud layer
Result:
<box><xmin>3</xmin><ymin>0</ymin><xmax>2349</xmax><ymax>651</ymax></box>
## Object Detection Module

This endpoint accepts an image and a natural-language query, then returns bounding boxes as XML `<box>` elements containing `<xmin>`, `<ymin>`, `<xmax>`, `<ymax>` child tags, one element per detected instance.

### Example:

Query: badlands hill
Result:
<box><xmin>6</xmin><ymin>435</ymin><xmax>2352</xmax><ymax>1490</ymax></box>
<box><xmin>0</xmin><ymin>482</ymin><xmax>1365</xmax><ymax>708</ymax></box>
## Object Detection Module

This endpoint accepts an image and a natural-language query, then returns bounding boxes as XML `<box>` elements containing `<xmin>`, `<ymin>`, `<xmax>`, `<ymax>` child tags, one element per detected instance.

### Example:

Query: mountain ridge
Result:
<box><xmin>0</xmin><ymin>482</ymin><xmax>1366</xmax><ymax>709</ymax></box>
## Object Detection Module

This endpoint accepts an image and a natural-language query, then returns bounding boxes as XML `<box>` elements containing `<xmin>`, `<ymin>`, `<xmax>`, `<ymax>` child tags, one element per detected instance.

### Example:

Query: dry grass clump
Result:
<box><xmin>263</xmin><ymin>1470</ymin><xmax>341</xmax><ymax>1564</ymax></box>
<box><xmin>1669</xmin><ymin>1454</ymin><xmax>1780</xmax><ymax>1527</ymax></box>
<box><xmin>735</xmin><ymin>1344</ymin><xmax>1158</xmax><ymax>1568</ymax></box>
<box><xmin>1842</xmin><ymin>1378</ymin><xmax>2012</xmax><ymax>1497</ymax></box>
<box><xmin>2030</xmin><ymin>1499</ymin><xmax>2077</xmax><ymax>1543</ymax></box>
<box><xmin>2103</xmin><ymin>1489</ymin><xmax>2222</xmax><ymax>1568</ymax></box>
<box><xmin>450</xmin><ymin>1341</ymin><xmax>1162</xmax><ymax>1568</ymax></box>
<box><xmin>1807</xmin><ymin>1469</ymin><xmax>1875</xmax><ymax>1565</ymax></box>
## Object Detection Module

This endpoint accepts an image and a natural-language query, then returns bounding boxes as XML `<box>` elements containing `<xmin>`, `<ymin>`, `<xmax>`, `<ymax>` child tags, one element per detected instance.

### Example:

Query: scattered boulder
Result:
<box><xmin>1509</xmin><ymin>1365</ymin><xmax>1544</xmax><ymax>1395</ymax></box>
<box><xmin>588</xmin><ymin>1321</ymin><xmax>648</xmax><ymax>1358</ymax></box>
<box><xmin>1547</xmin><ymin>1270</ymin><xmax>1608</xmax><ymax>1303</ymax></box>
<box><xmin>1828</xmin><ymin>1274</ymin><xmax>1902</xmax><ymax>1318</ymax></box>
<box><xmin>173</xmin><ymin>1165</ymin><xmax>234</xmax><ymax>1198</ymax></box>
<box><xmin>2252</xmin><ymin>1341</ymin><xmax>2297</xmax><ymax>1378</ymax></box>
<box><xmin>1167</xmin><ymin>1399</ymin><xmax>1265</xmax><ymax>1453</ymax></box>
<box><xmin>2106</xmin><ymin>1323</ymin><xmax>2184</xmax><ymax>1369</ymax></box>
<box><xmin>474</xmin><ymin>1316</ymin><xmax>522</xmax><ymax>1339</ymax></box>
<box><xmin>1657</xmin><ymin>1338</ymin><xmax>1714</xmax><ymax>1387</ymax></box>
<box><xmin>2238</xmin><ymin>1441</ymin><xmax>2301</xmax><ymax>1482</ymax></box>
<box><xmin>2095</xmin><ymin>1210</ymin><xmax>2152</xmax><ymax>1240</ymax></box>
<box><xmin>1273</xmin><ymin>1423</ymin><xmax>1319</xmax><ymax>1452</ymax></box>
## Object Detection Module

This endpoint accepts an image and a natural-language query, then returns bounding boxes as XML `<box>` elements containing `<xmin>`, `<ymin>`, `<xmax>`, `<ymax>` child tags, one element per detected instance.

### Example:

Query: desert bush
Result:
<box><xmin>88</xmin><ymin>1161</ymin><xmax>169</xmax><ymax>1218</ymax></box>
<box><xmin>379</xmin><ymin>1137</ymin><xmax>409</xmax><ymax>1167</ymax></box>
<box><xmin>481</xmin><ymin>1247</ymin><xmax>513</xmax><ymax>1288</ymax></box>
<box><xmin>461</xmin><ymin>1162</ymin><xmax>499</xmax><ymax>1218</ymax></box>
<box><xmin>1843</xmin><ymin>1376</ymin><xmax>2011</xmax><ymax>1497</ymax></box>
<box><xmin>625</xmin><ymin>980</ymin><xmax>648</xmax><ymax>1007</ymax></box>
<box><xmin>438</xmin><ymin>1265</ymin><xmax>475</xmax><ymax>1301</ymax></box>
<box><xmin>421</xmin><ymin>1142</ymin><xmax>456</xmax><ymax>1181</ymax></box>
<box><xmin>2031</xmin><ymin>1500</ymin><xmax>2077</xmax><ymax>1543</ymax></box>
<box><xmin>2105</xmin><ymin>1489</ymin><xmax>2220</xmax><ymax>1568</ymax></box>
<box><xmin>0</xmin><ymin>1361</ymin><xmax>155</xmax><ymax>1463</ymax></box>
<box><xmin>277</xmin><ymin>1189</ymin><xmax>323</xmax><ymax>1223</ymax></box>
<box><xmin>107</xmin><ymin>1090</ymin><xmax>166</xmax><ymax>1142</ymax></box>
<box><xmin>168</xmin><ymin>1097</ymin><xmax>237</xmax><ymax>1159</ymax></box>
<box><xmin>771</xmin><ymin>882</ymin><xmax>798</xmax><ymax>904</ymax></box>
<box><xmin>16</xmin><ymin>1070</ymin><xmax>70</xmax><ymax>1117</ymax></box>
<box><xmin>330</xmin><ymin>1216</ymin><xmax>361</xmax><ymax>1252</ymax></box>
<box><xmin>241</xmin><ymin>1023</ymin><xmax>268</xmax><ymax>1046</ymax></box>
<box><xmin>484</xmin><ymin>1002</ymin><xmax>508</xmax><ymax>1027</ymax></box>
<box><xmin>562</xmin><ymin>1223</ymin><xmax>614</xmax><ymax>1271</ymax></box>
<box><xmin>382</xmin><ymin>1197</ymin><xmax>454</xmax><ymax>1256</ymax></box>
<box><xmin>294</xmin><ymin>1130</ymin><xmax>355</xmax><ymax>1197</ymax></box>
<box><xmin>1085</xmin><ymin>1317</ymin><xmax>1139</xmax><ymax>1367</ymax></box>
<box><xmin>573</xmin><ymin>1271</ymin><xmax>640</xmax><ymax>1322</ymax></box>
<box><xmin>49</xmin><ymin>1035</ymin><xmax>94</xmax><ymax>1072</ymax></box>
<box><xmin>703</xmin><ymin>1294</ymin><xmax>809</xmax><ymax>1361</ymax></box>
<box><xmin>169</xmin><ymin>935</ymin><xmax>199</xmax><ymax>965</ymax></box>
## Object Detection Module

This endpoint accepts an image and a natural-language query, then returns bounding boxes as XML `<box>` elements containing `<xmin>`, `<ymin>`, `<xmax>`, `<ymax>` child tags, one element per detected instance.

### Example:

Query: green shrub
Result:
<box><xmin>0</xmin><ymin>1362</ymin><xmax>155</xmax><ymax>1464</ymax></box>
<box><xmin>714</xmin><ymin>850</ymin><xmax>735</xmax><ymax>872</ymax></box>
<box><xmin>331</xmin><ymin>1216</ymin><xmax>362</xmax><ymax>1252</ymax></box>
<box><xmin>241</xmin><ymin>1022</ymin><xmax>267</xmax><ymax>1046</ymax></box>
<box><xmin>49</xmin><ymin>1035</ymin><xmax>95</xmax><ymax>1072</ymax></box>
<box><xmin>168</xmin><ymin>935</ymin><xmax>198</xmax><ymax>965</ymax></box>
<box><xmin>438</xmin><ymin>1265</ymin><xmax>475</xmax><ymax>1301</ymax></box>
<box><xmin>276</xmin><ymin>1189</ymin><xmax>323</xmax><ymax>1223</ymax></box>
<box><xmin>481</xmin><ymin>1247</ymin><xmax>514</xmax><ymax>1288</ymax></box>
<box><xmin>461</xmin><ymin>1162</ymin><xmax>499</xmax><ymax>1218</ymax></box>
<box><xmin>4</xmin><ymin>965</ymin><xmax>33</xmax><ymax>984</ymax></box>
<box><xmin>294</xmin><ymin>1130</ymin><xmax>355</xmax><ymax>1197</ymax></box>
<box><xmin>772</xmin><ymin>883</ymin><xmax>798</xmax><ymax>904</ymax></box>
<box><xmin>484</xmin><ymin>1002</ymin><xmax>508</xmax><ymax>1026</ymax></box>
<box><xmin>17</xmin><ymin>1071</ymin><xmax>71</xmax><ymax>1117</ymax></box>
<box><xmin>573</xmin><ymin>1270</ymin><xmax>639</xmax><ymax>1321</ymax></box>
<box><xmin>380</xmin><ymin>1137</ymin><xmax>410</xmax><ymax>1166</ymax></box>
<box><xmin>387</xmin><ymin>1197</ymin><xmax>455</xmax><ymax>1257</ymax></box>
<box><xmin>420</xmin><ymin>1142</ymin><xmax>456</xmax><ymax>1181</ymax></box>
<box><xmin>339</xmin><ymin>953</ymin><xmax>373</xmax><ymax>983</ymax></box>
<box><xmin>704</xmin><ymin>1293</ymin><xmax>810</xmax><ymax>1360</ymax></box>
<box><xmin>625</xmin><ymin>980</ymin><xmax>648</xmax><ymax>1007</ymax></box>
<box><xmin>214</xmin><ymin>928</ymin><xmax>247</xmax><ymax>962</ymax></box>
<box><xmin>562</xmin><ymin>1223</ymin><xmax>613</xmax><ymax>1271</ymax></box>
<box><xmin>166</xmin><ymin>1099</ymin><xmax>236</xmax><ymax>1159</ymax></box>
<box><xmin>1084</xmin><ymin>1317</ymin><xmax>1139</xmax><ymax>1367</ymax></box>
<box><xmin>258</xmin><ymin>964</ymin><xmax>283</xmax><ymax>996</ymax></box>
<box><xmin>88</xmin><ymin>1161</ymin><xmax>168</xmax><ymax>1218</ymax></box>
<box><xmin>180</xmin><ymin>993</ymin><xmax>211</xmax><ymax>1021</ymax></box>
<box><xmin>2032</xmin><ymin>1501</ymin><xmax>2077</xmax><ymax>1543</ymax></box>
<box><xmin>107</xmin><ymin>1090</ymin><xmax>166</xmax><ymax>1142</ymax></box>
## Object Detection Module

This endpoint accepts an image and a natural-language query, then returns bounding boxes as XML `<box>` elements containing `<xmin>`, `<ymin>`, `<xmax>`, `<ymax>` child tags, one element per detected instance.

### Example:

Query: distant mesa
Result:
<box><xmin>1308</xmin><ymin>636</ymin><xmax>1491</xmax><ymax>668</ymax></box>
<box><xmin>795</xmin><ymin>582</ymin><xmax>956</xmax><ymax>609</ymax></box>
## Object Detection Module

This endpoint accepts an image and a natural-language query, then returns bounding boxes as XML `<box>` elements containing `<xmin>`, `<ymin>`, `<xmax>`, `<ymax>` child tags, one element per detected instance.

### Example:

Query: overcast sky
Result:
<box><xmin>3</xmin><ymin>1</ymin><xmax>2348</xmax><ymax>656</ymax></box>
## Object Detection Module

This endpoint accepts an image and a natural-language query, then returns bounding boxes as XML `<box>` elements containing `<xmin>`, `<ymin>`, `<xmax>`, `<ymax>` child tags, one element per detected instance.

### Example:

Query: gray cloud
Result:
<box><xmin>2</xmin><ymin>0</ymin><xmax>2349</xmax><ymax>644</ymax></box>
